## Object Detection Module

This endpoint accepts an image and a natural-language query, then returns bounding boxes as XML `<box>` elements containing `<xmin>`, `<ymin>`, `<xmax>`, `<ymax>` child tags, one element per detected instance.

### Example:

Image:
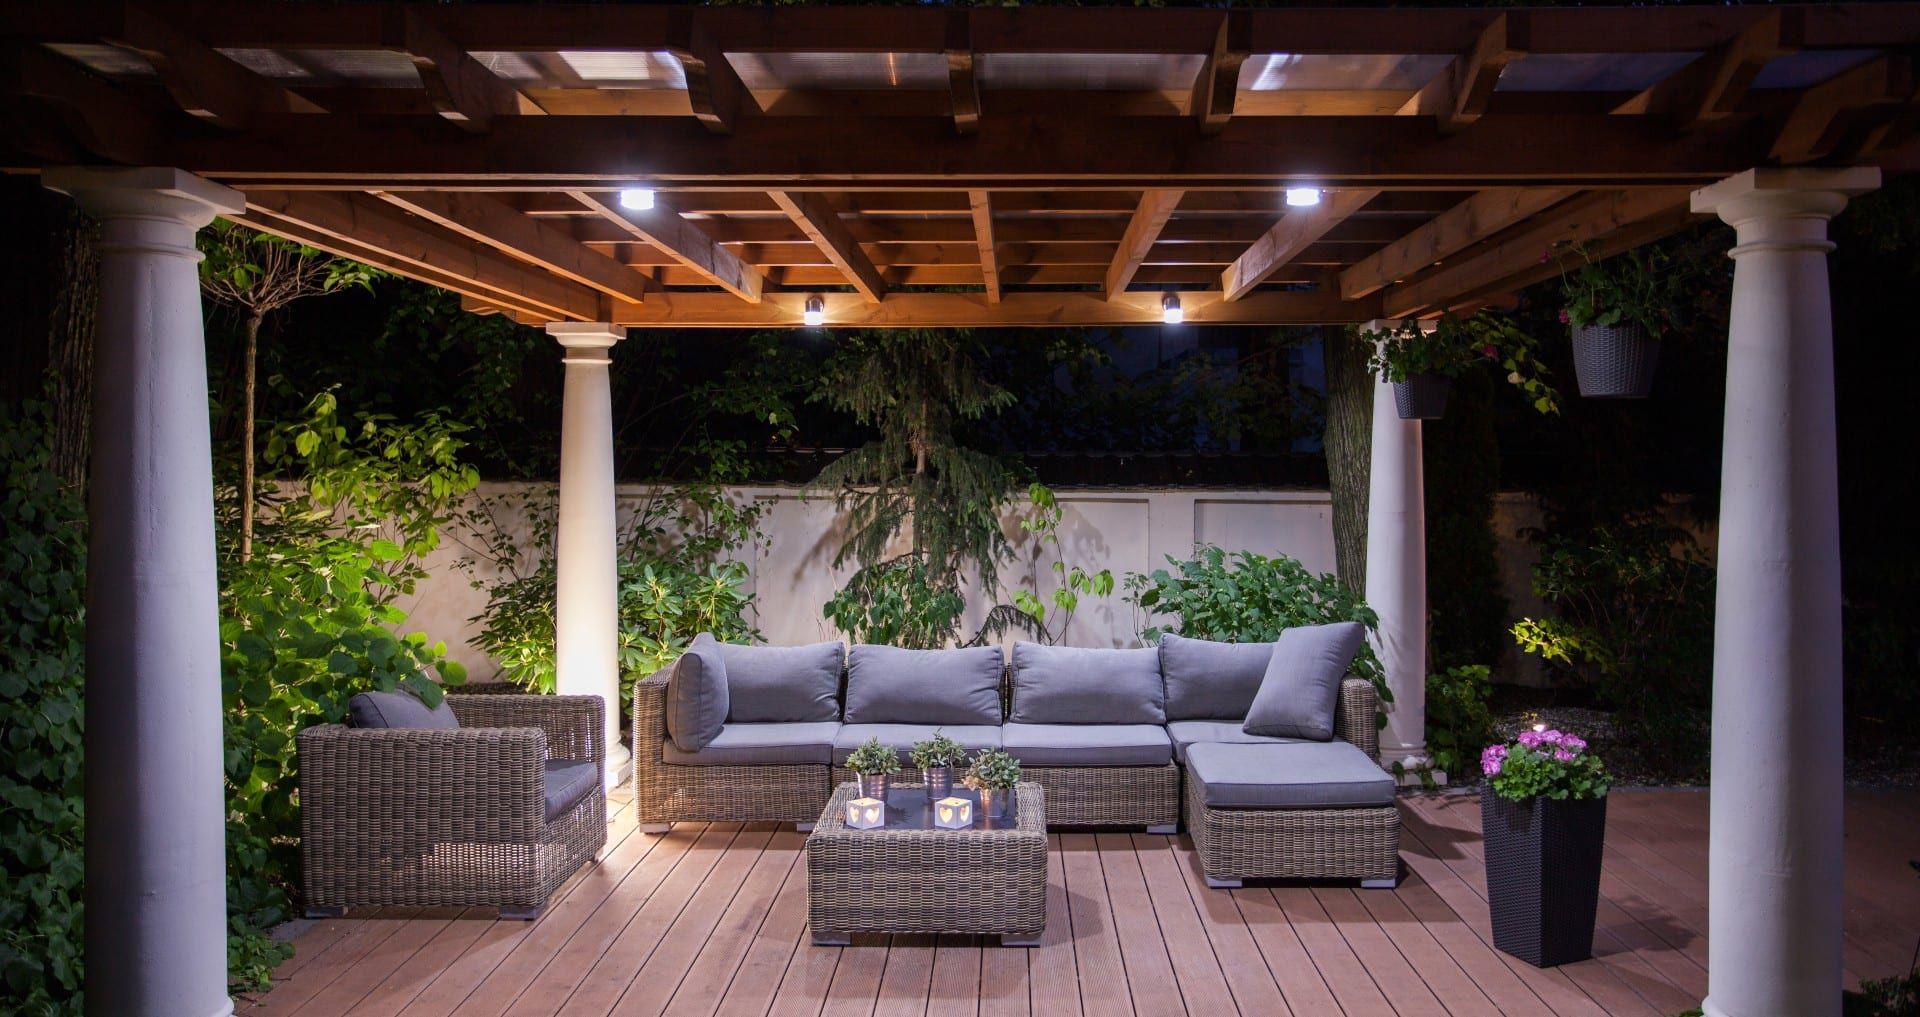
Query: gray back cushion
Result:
<box><xmin>1158</xmin><ymin>633</ymin><xmax>1277</xmax><ymax>720</ymax></box>
<box><xmin>1243</xmin><ymin>622</ymin><xmax>1367</xmax><ymax>741</ymax></box>
<box><xmin>348</xmin><ymin>689</ymin><xmax>460</xmax><ymax>730</ymax></box>
<box><xmin>1008</xmin><ymin>642</ymin><xmax>1165</xmax><ymax>725</ymax></box>
<box><xmin>843</xmin><ymin>644</ymin><xmax>1004</xmax><ymax>725</ymax></box>
<box><xmin>666</xmin><ymin>633</ymin><xmax>730</xmax><ymax>752</ymax></box>
<box><xmin>720</xmin><ymin>641</ymin><xmax>844</xmax><ymax>723</ymax></box>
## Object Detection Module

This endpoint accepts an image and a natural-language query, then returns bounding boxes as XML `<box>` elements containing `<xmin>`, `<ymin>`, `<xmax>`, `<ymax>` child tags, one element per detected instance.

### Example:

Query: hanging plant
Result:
<box><xmin>1553</xmin><ymin>243</ymin><xmax>1689</xmax><ymax>399</ymax></box>
<box><xmin>1362</xmin><ymin>315</ymin><xmax>1559</xmax><ymax>419</ymax></box>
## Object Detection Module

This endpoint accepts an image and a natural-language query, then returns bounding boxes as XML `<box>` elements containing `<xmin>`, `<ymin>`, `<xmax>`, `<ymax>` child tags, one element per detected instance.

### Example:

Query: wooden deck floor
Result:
<box><xmin>241</xmin><ymin>788</ymin><xmax>1920</xmax><ymax>1017</ymax></box>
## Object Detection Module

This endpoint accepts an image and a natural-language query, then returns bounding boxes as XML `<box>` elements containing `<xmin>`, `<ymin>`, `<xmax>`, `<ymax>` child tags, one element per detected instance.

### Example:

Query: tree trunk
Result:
<box><xmin>240</xmin><ymin>311</ymin><xmax>261</xmax><ymax>561</ymax></box>
<box><xmin>45</xmin><ymin>201</ymin><xmax>99</xmax><ymax>489</ymax></box>
<box><xmin>1323</xmin><ymin>324</ymin><xmax>1374</xmax><ymax>595</ymax></box>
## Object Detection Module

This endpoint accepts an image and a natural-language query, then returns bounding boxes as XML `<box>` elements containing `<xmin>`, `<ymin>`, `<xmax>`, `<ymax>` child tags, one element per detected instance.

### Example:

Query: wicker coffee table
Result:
<box><xmin>807</xmin><ymin>781</ymin><xmax>1048</xmax><ymax>946</ymax></box>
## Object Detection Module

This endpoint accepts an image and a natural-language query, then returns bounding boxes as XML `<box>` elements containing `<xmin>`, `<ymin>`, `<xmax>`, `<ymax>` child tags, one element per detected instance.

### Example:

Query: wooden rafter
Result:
<box><xmin>103</xmin><ymin>4</ymin><xmax>323</xmax><ymax>128</ymax></box>
<box><xmin>396</xmin><ymin>9</ymin><xmax>544</xmax><ymax>131</ymax></box>
<box><xmin>570</xmin><ymin>191</ymin><xmax>763</xmax><ymax>303</ymax></box>
<box><xmin>1772</xmin><ymin>54</ymin><xmax>1920</xmax><ymax>164</ymax></box>
<box><xmin>1339</xmin><ymin>187</ymin><xmax>1575</xmax><ymax>300</ymax></box>
<box><xmin>770</xmin><ymin>191</ymin><xmax>887</xmax><ymax>302</ymax></box>
<box><xmin>373</xmin><ymin>190</ymin><xmax>656</xmax><ymax>303</ymax></box>
<box><xmin>1399</xmin><ymin>12</ymin><xmax>1528</xmax><ymax>133</ymax></box>
<box><xmin>1221</xmin><ymin>189</ymin><xmax>1379</xmax><ymax>301</ymax></box>
<box><xmin>606</xmin><ymin>289</ymin><xmax>1373</xmax><ymax>328</ymax></box>
<box><xmin>947</xmin><ymin>11</ymin><xmax>980</xmax><ymax>135</ymax></box>
<box><xmin>1379</xmin><ymin>186</ymin><xmax>1694</xmax><ymax>318</ymax></box>
<box><xmin>1105</xmin><ymin>189</ymin><xmax>1185</xmax><ymax>298</ymax></box>
<box><xmin>1613</xmin><ymin>10</ymin><xmax>1801</xmax><ymax>128</ymax></box>
<box><xmin>1191</xmin><ymin>13</ymin><xmax>1247</xmax><ymax>134</ymax></box>
<box><xmin>2</xmin><ymin>43</ymin><xmax>158</xmax><ymax>164</ymax></box>
<box><xmin>968</xmin><ymin>191</ymin><xmax>1002</xmax><ymax>302</ymax></box>
<box><xmin>668</xmin><ymin>8</ymin><xmax>754</xmax><ymax>133</ymax></box>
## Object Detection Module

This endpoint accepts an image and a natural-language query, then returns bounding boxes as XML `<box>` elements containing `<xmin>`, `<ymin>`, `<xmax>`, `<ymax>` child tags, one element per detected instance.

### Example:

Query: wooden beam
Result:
<box><xmin>1104</xmin><ymin>189</ymin><xmax>1184</xmax><ymax>298</ymax></box>
<box><xmin>1447</xmin><ymin>206</ymin><xmax>1700</xmax><ymax>315</ymax></box>
<box><xmin>1191</xmin><ymin>13</ymin><xmax>1248</xmax><ymax>134</ymax></box>
<box><xmin>947</xmin><ymin>11</ymin><xmax>980</xmax><ymax>135</ymax></box>
<box><xmin>1339</xmin><ymin>187</ymin><xmax>1576</xmax><ymax>300</ymax></box>
<box><xmin>1379</xmin><ymin>186</ymin><xmax>1693</xmax><ymax>317</ymax></box>
<box><xmin>102</xmin><ymin>3</ymin><xmax>323</xmax><ymax>128</ymax></box>
<box><xmin>1613</xmin><ymin>10</ymin><xmax>1800</xmax><ymax>127</ymax></box>
<box><xmin>1221</xmin><ymin>190</ymin><xmax>1379</xmax><ymax>301</ymax></box>
<box><xmin>373</xmin><ymin>190</ymin><xmax>655</xmax><ymax>303</ymax></box>
<box><xmin>242</xmin><ymin>189</ymin><xmax>606</xmax><ymax>321</ymax></box>
<box><xmin>570</xmin><ymin>190</ymin><xmax>763</xmax><ymax>303</ymax></box>
<box><xmin>1772</xmin><ymin>54</ymin><xmax>1920</xmax><ymax>164</ymax></box>
<box><xmin>611</xmin><ymin>288</ymin><xmax>1375</xmax><ymax>328</ymax></box>
<box><xmin>396</xmin><ymin>8</ymin><xmax>544</xmax><ymax>131</ymax></box>
<box><xmin>3</xmin><ymin>43</ymin><xmax>158</xmax><ymax>164</ymax></box>
<box><xmin>668</xmin><ymin>8</ymin><xmax>754</xmax><ymax>133</ymax></box>
<box><xmin>769</xmin><ymin>191</ymin><xmax>887</xmax><ymax>302</ymax></box>
<box><xmin>968</xmin><ymin>190</ymin><xmax>1002</xmax><ymax>302</ymax></box>
<box><xmin>1400</xmin><ymin>12</ymin><xmax>1528</xmax><ymax>133</ymax></box>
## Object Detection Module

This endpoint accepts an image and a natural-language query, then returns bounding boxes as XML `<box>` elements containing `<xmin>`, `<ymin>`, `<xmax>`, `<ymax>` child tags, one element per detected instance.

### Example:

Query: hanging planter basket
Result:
<box><xmin>1571</xmin><ymin>323</ymin><xmax>1660</xmax><ymax>399</ymax></box>
<box><xmin>1480</xmin><ymin>787</ymin><xmax>1608</xmax><ymax>967</ymax></box>
<box><xmin>1392</xmin><ymin>372</ymin><xmax>1452</xmax><ymax>420</ymax></box>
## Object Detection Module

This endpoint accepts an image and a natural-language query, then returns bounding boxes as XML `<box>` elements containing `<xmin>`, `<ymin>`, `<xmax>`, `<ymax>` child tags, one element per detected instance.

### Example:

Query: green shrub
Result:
<box><xmin>844</xmin><ymin>737</ymin><xmax>900</xmax><ymax>777</ymax></box>
<box><xmin>1124</xmin><ymin>546</ymin><xmax>1390</xmax><ymax>724</ymax></box>
<box><xmin>1424</xmin><ymin>665</ymin><xmax>1497</xmax><ymax>785</ymax></box>
<box><xmin>963</xmin><ymin>748</ymin><xmax>1022</xmax><ymax>791</ymax></box>
<box><xmin>0</xmin><ymin>407</ymin><xmax>86</xmax><ymax>1015</ymax></box>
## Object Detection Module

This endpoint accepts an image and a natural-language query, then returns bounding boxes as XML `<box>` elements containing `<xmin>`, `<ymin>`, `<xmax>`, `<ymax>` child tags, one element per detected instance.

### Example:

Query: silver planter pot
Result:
<box><xmin>1392</xmin><ymin>372</ymin><xmax>1452</xmax><ymax>419</ymax></box>
<box><xmin>1571</xmin><ymin>322</ymin><xmax>1659</xmax><ymax>399</ymax></box>
<box><xmin>855</xmin><ymin>773</ymin><xmax>891</xmax><ymax>801</ymax></box>
<box><xmin>977</xmin><ymin>786</ymin><xmax>1011</xmax><ymax>820</ymax></box>
<box><xmin>922</xmin><ymin>766</ymin><xmax>954</xmax><ymax>799</ymax></box>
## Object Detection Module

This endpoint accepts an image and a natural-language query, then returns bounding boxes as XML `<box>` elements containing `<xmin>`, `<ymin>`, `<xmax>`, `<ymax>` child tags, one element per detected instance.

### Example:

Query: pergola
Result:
<box><xmin>4</xmin><ymin>4</ymin><xmax>1912</xmax><ymax>1016</ymax></box>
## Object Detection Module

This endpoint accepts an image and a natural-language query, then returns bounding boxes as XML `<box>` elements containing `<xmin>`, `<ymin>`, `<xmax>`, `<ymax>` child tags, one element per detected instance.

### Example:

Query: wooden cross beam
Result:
<box><xmin>1191</xmin><ymin>13</ymin><xmax>1248</xmax><ymax>135</ymax></box>
<box><xmin>668</xmin><ymin>8</ymin><xmax>755</xmax><ymax>133</ymax></box>
<box><xmin>947</xmin><ymin>11</ymin><xmax>980</xmax><ymax>135</ymax></box>
<box><xmin>103</xmin><ymin>3</ymin><xmax>323</xmax><ymax>128</ymax></box>
<box><xmin>1339</xmin><ymin>187</ymin><xmax>1575</xmax><ymax>300</ymax></box>
<box><xmin>1613</xmin><ymin>10</ymin><xmax>1801</xmax><ymax>128</ymax></box>
<box><xmin>395</xmin><ymin>9</ymin><xmax>545</xmax><ymax>131</ymax></box>
<box><xmin>770</xmin><ymin>191</ymin><xmax>888</xmax><ymax>302</ymax></box>
<box><xmin>374</xmin><ymin>190</ymin><xmax>657</xmax><ymax>304</ymax></box>
<box><xmin>969</xmin><ymin>191</ymin><xmax>1002</xmax><ymax>303</ymax></box>
<box><xmin>1772</xmin><ymin>54</ymin><xmax>1920</xmax><ymax>163</ymax></box>
<box><xmin>570</xmin><ymin>191</ymin><xmax>764</xmax><ymax>303</ymax></box>
<box><xmin>1221</xmin><ymin>189</ymin><xmax>1379</xmax><ymax>302</ymax></box>
<box><xmin>1105</xmin><ymin>189</ymin><xmax>1185</xmax><ymax>298</ymax></box>
<box><xmin>1400</xmin><ymin>12</ymin><xmax>1529</xmax><ymax>133</ymax></box>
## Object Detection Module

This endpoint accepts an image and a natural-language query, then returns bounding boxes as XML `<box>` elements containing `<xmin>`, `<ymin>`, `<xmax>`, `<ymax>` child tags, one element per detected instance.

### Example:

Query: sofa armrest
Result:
<box><xmin>632</xmin><ymin>665</ymin><xmax>673</xmax><ymax>767</ymax></box>
<box><xmin>297</xmin><ymin>724</ymin><xmax>550</xmax><ymax>845</ymax></box>
<box><xmin>449</xmin><ymin>693</ymin><xmax>604</xmax><ymax>766</ymax></box>
<box><xmin>1335</xmin><ymin>677</ymin><xmax>1379</xmax><ymax>762</ymax></box>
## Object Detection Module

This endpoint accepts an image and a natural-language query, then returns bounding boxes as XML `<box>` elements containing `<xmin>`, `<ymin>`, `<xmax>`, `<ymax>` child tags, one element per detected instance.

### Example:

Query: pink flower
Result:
<box><xmin>1562</xmin><ymin>735</ymin><xmax>1588</xmax><ymax>752</ymax></box>
<box><xmin>1541</xmin><ymin>729</ymin><xmax>1565</xmax><ymax>745</ymax></box>
<box><xmin>1517</xmin><ymin>730</ymin><xmax>1545</xmax><ymax>749</ymax></box>
<box><xmin>1480</xmin><ymin>344</ymin><xmax>1498</xmax><ymax>359</ymax></box>
<box><xmin>1557</xmin><ymin>309</ymin><xmax>1570</xmax><ymax>325</ymax></box>
<box><xmin>1554</xmin><ymin>748</ymin><xmax>1576</xmax><ymax>762</ymax></box>
<box><xmin>1480</xmin><ymin>744</ymin><xmax>1508</xmax><ymax>775</ymax></box>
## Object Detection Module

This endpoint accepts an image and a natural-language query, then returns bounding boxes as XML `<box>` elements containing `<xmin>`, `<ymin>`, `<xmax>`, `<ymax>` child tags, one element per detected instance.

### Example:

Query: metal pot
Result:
<box><xmin>922</xmin><ymin>765</ymin><xmax>953</xmax><ymax>799</ymax></box>
<box><xmin>1571</xmin><ymin>322</ymin><xmax>1659</xmax><ymax>399</ymax></box>
<box><xmin>977</xmin><ymin>785</ymin><xmax>1011</xmax><ymax>820</ymax></box>
<box><xmin>1392</xmin><ymin>372</ymin><xmax>1452</xmax><ymax>419</ymax></box>
<box><xmin>855</xmin><ymin>772</ymin><xmax>891</xmax><ymax>802</ymax></box>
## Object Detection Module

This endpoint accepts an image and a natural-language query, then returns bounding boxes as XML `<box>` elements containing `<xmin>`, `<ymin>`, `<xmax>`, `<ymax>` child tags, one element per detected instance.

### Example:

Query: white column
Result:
<box><xmin>1691</xmin><ymin>168</ymin><xmax>1877</xmax><ymax>1017</ymax></box>
<box><xmin>42</xmin><ymin>168</ymin><xmax>243</xmax><ymax>1017</ymax></box>
<box><xmin>548</xmin><ymin>322</ymin><xmax>629</xmax><ymax>788</ymax></box>
<box><xmin>1360</xmin><ymin>320</ymin><xmax>1429</xmax><ymax>778</ymax></box>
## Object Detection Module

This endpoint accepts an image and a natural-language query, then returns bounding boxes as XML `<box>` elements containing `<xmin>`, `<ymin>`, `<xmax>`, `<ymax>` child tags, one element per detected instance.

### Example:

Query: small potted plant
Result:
<box><xmin>844</xmin><ymin>737</ymin><xmax>901</xmax><ymax>802</ymax></box>
<box><xmin>910</xmin><ymin>731</ymin><xmax>968</xmax><ymax>800</ymax></box>
<box><xmin>963</xmin><ymin>748</ymin><xmax>1022</xmax><ymax>820</ymax></box>
<box><xmin>1555</xmin><ymin>243</ymin><xmax>1684</xmax><ymax>399</ymax></box>
<box><xmin>1479</xmin><ymin>727</ymin><xmax>1611</xmax><ymax>967</ymax></box>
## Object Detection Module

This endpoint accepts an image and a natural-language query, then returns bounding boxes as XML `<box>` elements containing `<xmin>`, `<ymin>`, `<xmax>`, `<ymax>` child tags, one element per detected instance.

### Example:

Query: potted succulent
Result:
<box><xmin>1479</xmin><ymin>727</ymin><xmax>1611</xmax><ymax>967</ymax></box>
<box><xmin>1364</xmin><ymin>315</ymin><xmax>1559</xmax><ymax>420</ymax></box>
<box><xmin>963</xmin><ymin>748</ymin><xmax>1022</xmax><ymax>820</ymax></box>
<box><xmin>1555</xmin><ymin>243</ymin><xmax>1685</xmax><ymax>399</ymax></box>
<box><xmin>844</xmin><ymin>737</ymin><xmax>901</xmax><ymax>802</ymax></box>
<box><xmin>910</xmin><ymin>731</ymin><xmax>968</xmax><ymax>800</ymax></box>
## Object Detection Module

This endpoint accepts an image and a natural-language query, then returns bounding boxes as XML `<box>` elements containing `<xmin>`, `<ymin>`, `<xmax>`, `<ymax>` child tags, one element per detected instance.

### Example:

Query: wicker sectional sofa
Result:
<box><xmin>632</xmin><ymin>636</ymin><xmax>1401</xmax><ymax>888</ymax></box>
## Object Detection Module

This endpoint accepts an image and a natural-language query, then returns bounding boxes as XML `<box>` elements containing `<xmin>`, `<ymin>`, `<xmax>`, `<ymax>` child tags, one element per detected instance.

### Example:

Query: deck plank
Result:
<box><xmin>1092</xmin><ymin>832</ymin><xmax>1186</xmax><ymax>1015</ymax></box>
<box><xmin>1057</xmin><ymin>834</ymin><xmax>1133</xmax><ymax>1017</ymax></box>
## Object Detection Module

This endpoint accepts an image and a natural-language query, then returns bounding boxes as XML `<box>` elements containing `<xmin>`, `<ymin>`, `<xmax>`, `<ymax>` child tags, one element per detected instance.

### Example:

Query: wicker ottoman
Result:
<box><xmin>807</xmin><ymin>782</ymin><xmax>1048</xmax><ymax>946</ymax></box>
<box><xmin>1183</xmin><ymin>741</ymin><xmax>1401</xmax><ymax>888</ymax></box>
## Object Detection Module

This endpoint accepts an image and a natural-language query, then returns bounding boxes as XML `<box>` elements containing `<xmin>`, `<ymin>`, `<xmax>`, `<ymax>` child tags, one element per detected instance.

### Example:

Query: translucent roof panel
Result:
<box><xmin>553</xmin><ymin>51</ymin><xmax>686</xmax><ymax>87</ymax></box>
<box><xmin>729</xmin><ymin>52</ymin><xmax>947</xmax><ymax>91</ymax></box>
<box><xmin>1751</xmin><ymin>50</ymin><xmax>1878</xmax><ymax>89</ymax></box>
<box><xmin>1240</xmin><ymin>53</ymin><xmax>1453</xmax><ymax>92</ymax></box>
<box><xmin>1496</xmin><ymin>53</ymin><xmax>1695</xmax><ymax>92</ymax></box>
<box><xmin>977</xmin><ymin>53</ymin><xmax>1206</xmax><ymax>92</ymax></box>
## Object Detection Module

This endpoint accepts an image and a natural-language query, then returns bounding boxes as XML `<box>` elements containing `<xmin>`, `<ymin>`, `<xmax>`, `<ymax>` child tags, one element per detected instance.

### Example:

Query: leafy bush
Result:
<box><xmin>1482</xmin><ymin>728</ymin><xmax>1610</xmax><ymax>802</ymax></box>
<box><xmin>1005</xmin><ymin>483</ymin><xmax>1115</xmax><ymax>645</ymax></box>
<box><xmin>1511</xmin><ymin>517</ymin><xmax>1714</xmax><ymax>775</ymax></box>
<box><xmin>1125</xmin><ymin>546</ymin><xmax>1390</xmax><ymax>724</ymax></box>
<box><xmin>0</xmin><ymin>407</ymin><xmax>85</xmax><ymax>1015</ymax></box>
<box><xmin>1425</xmin><ymin>665</ymin><xmax>1497</xmax><ymax>784</ymax></box>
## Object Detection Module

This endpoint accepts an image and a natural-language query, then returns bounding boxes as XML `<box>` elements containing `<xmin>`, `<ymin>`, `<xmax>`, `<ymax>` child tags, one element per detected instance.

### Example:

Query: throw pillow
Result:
<box><xmin>1008</xmin><ymin>642</ymin><xmax>1165</xmax><ymax>725</ymax></box>
<box><xmin>666</xmin><ymin>632</ymin><xmax>730</xmax><ymax>752</ymax></box>
<box><xmin>843</xmin><ymin>644</ymin><xmax>1004</xmax><ymax>725</ymax></box>
<box><xmin>1157</xmin><ymin>632</ymin><xmax>1277</xmax><ymax>720</ymax></box>
<box><xmin>347</xmin><ymin>688</ymin><xmax>460</xmax><ymax>730</ymax></box>
<box><xmin>1243</xmin><ymin>622</ymin><xmax>1367</xmax><ymax>741</ymax></box>
<box><xmin>720</xmin><ymin>640</ymin><xmax>845</xmax><ymax>723</ymax></box>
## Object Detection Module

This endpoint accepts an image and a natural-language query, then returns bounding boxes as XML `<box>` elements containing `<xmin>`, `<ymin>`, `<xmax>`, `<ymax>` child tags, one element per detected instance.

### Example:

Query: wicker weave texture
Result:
<box><xmin>1184</xmin><ymin>782</ymin><xmax>1399</xmax><ymax>882</ymax></box>
<box><xmin>299</xmin><ymin>693</ymin><xmax>607</xmax><ymax>911</ymax></box>
<box><xmin>1334</xmin><ymin>678</ymin><xmax>1380</xmax><ymax>761</ymax></box>
<box><xmin>633</xmin><ymin>669</ymin><xmax>833</xmax><ymax>824</ymax></box>
<box><xmin>1571</xmin><ymin>323</ymin><xmax>1660</xmax><ymax>399</ymax></box>
<box><xmin>807</xmin><ymin>782</ymin><xmax>1049</xmax><ymax>940</ymax></box>
<box><xmin>1481</xmin><ymin>787</ymin><xmax>1608</xmax><ymax>966</ymax></box>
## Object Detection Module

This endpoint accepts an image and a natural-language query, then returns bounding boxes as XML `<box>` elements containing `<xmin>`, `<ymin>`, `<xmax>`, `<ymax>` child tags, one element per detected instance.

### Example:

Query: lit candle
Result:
<box><xmin>933</xmin><ymin>796</ymin><xmax>973</xmax><ymax>830</ymax></box>
<box><xmin>845</xmin><ymin>796</ymin><xmax>885</xmax><ymax>829</ymax></box>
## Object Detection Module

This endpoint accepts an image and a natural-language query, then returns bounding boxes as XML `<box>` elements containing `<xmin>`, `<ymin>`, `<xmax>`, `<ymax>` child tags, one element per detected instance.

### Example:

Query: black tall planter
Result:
<box><xmin>1571</xmin><ymin>323</ymin><xmax>1660</xmax><ymax>399</ymax></box>
<box><xmin>1480</xmin><ymin>788</ymin><xmax>1608</xmax><ymax>967</ymax></box>
<box><xmin>1392</xmin><ymin>373</ymin><xmax>1451</xmax><ymax>419</ymax></box>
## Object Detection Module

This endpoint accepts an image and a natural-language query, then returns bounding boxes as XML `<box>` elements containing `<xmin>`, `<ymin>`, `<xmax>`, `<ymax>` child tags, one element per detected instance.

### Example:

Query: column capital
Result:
<box><xmin>42</xmin><ymin>166</ymin><xmax>242</xmax><ymax>227</ymax></box>
<box><xmin>546</xmin><ymin>322</ymin><xmax>626</xmax><ymax>365</ymax></box>
<box><xmin>1691</xmin><ymin>167</ymin><xmax>1880</xmax><ymax>231</ymax></box>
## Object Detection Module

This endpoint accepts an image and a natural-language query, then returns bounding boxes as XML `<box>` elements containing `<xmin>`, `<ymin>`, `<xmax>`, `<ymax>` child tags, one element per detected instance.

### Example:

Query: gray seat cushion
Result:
<box><xmin>543</xmin><ymin>759</ymin><xmax>600</xmax><ymax>822</ymax></box>
<box><xmin>720</xmin><ymin>641</ymin><xmax>844</xmax><ymax>723</ymax></box>
<box><xmin>1163</xmin><ymin>720</ymin><xmax>1304</xmax><ymax>764</ymax></box>
<box><xmin>1244</xmin><ymin>622</ymin><xmax>1367</xmax><ymax>741</ymax></box>
<box><xmin>347</xmin><ymin>689</ymin><xmax>459</xmax><ymax>730</ymax></box>
<box><xmin>666</xmin><ymin>633</ymin><xmax>730</xmax><ymax>752</ymax></box>
<box><xmin>661</xmin><ymin>722</ymin><xmax>840</xmax><ymax>766</ymax></box>
<box><xmin>1158</xmin><ymin>633</ymin><xmax>1276</xmax><ymax>721</ymax></box>
<box><xmin>1008</xmin><ymin>642</ymin><xmax>1165</xmax><ymax>725</ymax></box>
<box><xmin>1000</xmin><ymin>723</ymin><xmax>1173</xmax><ymax>767</ymax></box>
<box><xmin>843</xmin><ymin>645</ymin><xmax>1004</xmax><ymax>725</ymax></box>
<box><xmin>832</xmin><ymin>724</ymin><xmax>1002</xmax><ymax>766</ymax></box>
<box><xmin>1185</xmin><ymin>741</ymin><xmax>1395</xmax><ymax>810</ymax></box>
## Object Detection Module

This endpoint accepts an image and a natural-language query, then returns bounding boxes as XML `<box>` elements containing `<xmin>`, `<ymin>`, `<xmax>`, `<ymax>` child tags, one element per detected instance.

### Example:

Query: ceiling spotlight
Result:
<box><xmin>1161</xmin><ymin>292</ymin><xmax>1184</xmax><ymax>325</ymax></box>
<box><xmin>618</xmin><ymin>187</ymin><xmax>655</xmax><ymax>211</ymax></box>
<box><xmin>1285</xmin><ymin>187</ymin><xmax>1323</xmax><ymax>208</ymax></box>
<box><xmin>803</xmin><ymin>295</ymin><xmax>826</xmax><ymax>328</ymax></box>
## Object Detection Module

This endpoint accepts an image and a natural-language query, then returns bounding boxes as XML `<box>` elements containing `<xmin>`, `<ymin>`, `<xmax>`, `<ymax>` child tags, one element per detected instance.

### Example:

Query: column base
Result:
<box><xmin>605</xmin><ymin>741</ymin><xmax>632</xmax><ymax>791</ymax></box>
<box><xmin>1382</xmin><ymin>749</ymin><xmax>1445</xmax><ymax>787</ymax></box>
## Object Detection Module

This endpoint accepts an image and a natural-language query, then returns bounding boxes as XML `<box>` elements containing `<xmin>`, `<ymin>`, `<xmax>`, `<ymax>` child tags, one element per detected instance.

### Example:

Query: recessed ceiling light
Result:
<box><xmin>803</xmin><ymin>295</ymin><xmax>826</xmax><ymax>328</ymax></box>
<box><xmin>618</xmin><ymin>187</ymin><xmax>655</xmax><ymax>211</ymax></box>
<box><xmin>1285</xmin><ymin>187</ymin><xmax>1323</xmax><ymax>208</ymax></box>
<box><xmin>1161</xmin><ymin>292</ymin><xmax>1184</xmax><ymax>325</ymax></box>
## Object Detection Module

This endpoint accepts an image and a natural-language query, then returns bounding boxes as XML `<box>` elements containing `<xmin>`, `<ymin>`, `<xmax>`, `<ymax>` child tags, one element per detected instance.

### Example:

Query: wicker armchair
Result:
<box><xmin>298</xmin><ymin>693</ymin><xmax>607</xmax><ymax>920</ymax></box>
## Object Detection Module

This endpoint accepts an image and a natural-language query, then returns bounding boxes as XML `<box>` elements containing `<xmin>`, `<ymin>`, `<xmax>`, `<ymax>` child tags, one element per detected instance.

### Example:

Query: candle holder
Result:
<box><xmin>933</xmin><ymin>796</ymin><xmax>974</xmax><ymax>830</ymax></box>
<box><xmin>844</xmin><ymin>796</ymin><xmax>886</xmax><ymax>830</ymax></box>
